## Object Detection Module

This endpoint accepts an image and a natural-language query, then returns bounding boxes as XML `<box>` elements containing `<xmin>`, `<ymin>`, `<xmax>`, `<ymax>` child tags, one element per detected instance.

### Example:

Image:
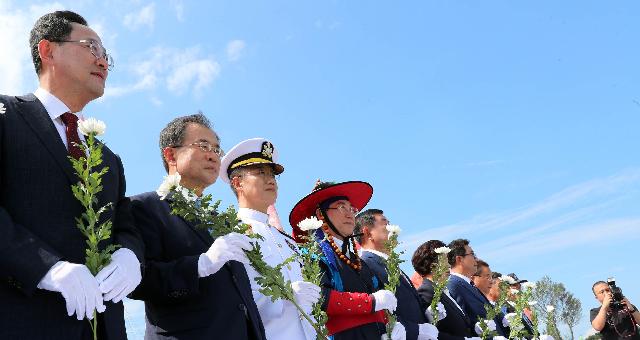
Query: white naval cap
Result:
<box><xmin>219</xmin><ymin>137</ymin><xmax>284</xmax><ymax>183</ymax></box>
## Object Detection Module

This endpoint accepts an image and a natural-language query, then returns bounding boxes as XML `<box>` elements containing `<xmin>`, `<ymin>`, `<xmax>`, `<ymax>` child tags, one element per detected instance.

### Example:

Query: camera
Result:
<box><xmin>607</xmin><ymin>277</ymin><xmax>625</xmax><ymax>310</ymax></box>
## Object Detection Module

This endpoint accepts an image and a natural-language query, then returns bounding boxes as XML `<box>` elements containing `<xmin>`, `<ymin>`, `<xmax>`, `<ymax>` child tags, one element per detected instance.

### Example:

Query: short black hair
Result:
<box><xmin>447</xmin><ymin>238</ymin><xmax>470</xmax><ymax>267</ymax></box>
<box><xmin>592</xmin><ymin>280</ymin><xmax>608</xmax><ymax>295</ymax></box>
<box><xmin>30</xmin><ymin>10</ymin><xmax>88</xmax><ymax>75</ymax></box>
<box><xmin>474</xmin><ymin>259</ymin><xmax>489</xmax><ymax>276</ymax></box>
<box><xmin>158</xmin><ymin>112</ymin><xmax>215</xmax><ymax>172</ymax></box>
<box><xmin>412</xmin><ymin>240</ymin><xmax>446</xmax><ymax>276</ymax></box>
<box><xmin>354</xmin><ymin>209</ymin><xmax>384</xmax><ymax>244</ymax></box>
<box><xmin>492</xmin><ymin>272</ymin><xmax>502</xmax><ymax>280</ymax></box>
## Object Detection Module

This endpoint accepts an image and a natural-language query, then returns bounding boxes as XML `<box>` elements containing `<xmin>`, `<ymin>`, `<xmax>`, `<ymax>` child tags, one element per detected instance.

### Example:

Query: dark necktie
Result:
<box><xmin>61</xmin><ymin>112</ymin><xmax>84</xmax><ymax>160</ymax></box>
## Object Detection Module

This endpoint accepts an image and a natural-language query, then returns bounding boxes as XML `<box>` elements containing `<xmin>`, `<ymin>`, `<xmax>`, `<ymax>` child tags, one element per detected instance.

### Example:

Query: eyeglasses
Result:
<box><xmin>462</xmin><ymin>252</ymin><xmax>476</xmax><ymax>258</ymax></box>
<box><xmin>174</xmin><ymin>142</ymin><xmax>224</xmax><ymax>157</ymax></box>
<box><xmin>327</xmin><ymin>204</ymin><xmax>359</xmax><ymax>215</ymax></box>
<box><xmin>243</xmin><ymin>168</ymin><xmax>279</xmax><ymax>180</ymax></box>
<box><xmin>52</xmin><ymin>39</ymin><xmax>114</xmax><ymax>71</ymax></box>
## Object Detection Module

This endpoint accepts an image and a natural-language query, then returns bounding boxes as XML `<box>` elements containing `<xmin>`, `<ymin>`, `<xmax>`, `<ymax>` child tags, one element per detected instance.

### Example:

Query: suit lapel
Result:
<box><xmin>163</xmin><ymin>198</ymin><xmax>213</xmax><ymax>246</ymax></box>
<box><xmin>16</xmin><ymin>94</ymin><xmax>77</xmax><ymax>184</ymax></box>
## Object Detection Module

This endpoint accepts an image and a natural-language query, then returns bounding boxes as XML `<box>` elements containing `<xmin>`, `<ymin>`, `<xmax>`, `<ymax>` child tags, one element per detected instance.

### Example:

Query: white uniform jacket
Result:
<box><xmin>238</xmin><ymin>208</ymin><xmax>316</xmax><ymax>340</ymax></box>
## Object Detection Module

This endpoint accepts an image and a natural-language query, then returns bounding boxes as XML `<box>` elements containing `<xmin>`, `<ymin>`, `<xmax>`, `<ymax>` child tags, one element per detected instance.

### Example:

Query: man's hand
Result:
<box><xmin>418</xmin><ymin>322</ymin><xmax>438</xmax><ymax>340</ymax></box>
<box><xmin>425</xmin><ymin>302</ymin><xmax>447</xmax><ymax>323</ymax></box>
<box><xmin>372</xmin><ymin>290</ymin><xmax>398</xmax><ymax>312</ymax></box>
<box><xmin>198</xmin><ymin>232</ymin><xmax>252</xmax><ymax>277</ymax></box>
<box><xmin>601</xmin><ymin>291</ymin><xmax>612</xmax><ymax>311</ymax></box>
<box><xmin>37</xmin><ymin>261</ymin><xmax>105</xmax><ymax>320</ymax></box>
<box><xmin>96</xmin><ymin>248</ymin><xmax>142</xmax><ymax>303</ymax></box>
<box><xmin>474</xmin><ymin>320</ymin><xmax>496</xmax><ymax>335</ymax></box>
<box><xmin>381</xmin><ymin>322</ymin><xmax>407</xmax><ymax>340</ymax></box>
<box><xmin>291</xmin><ymin>281</ymin><xmax>321</xmax><ymax>312</ymax></box>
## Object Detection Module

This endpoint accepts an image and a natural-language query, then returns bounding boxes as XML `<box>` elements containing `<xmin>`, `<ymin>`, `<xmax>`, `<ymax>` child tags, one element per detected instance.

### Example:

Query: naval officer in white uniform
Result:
<box><xmin>220</xmin><ymin>138</ymin><xmax>320</xmax><ymax>340</ymax></box>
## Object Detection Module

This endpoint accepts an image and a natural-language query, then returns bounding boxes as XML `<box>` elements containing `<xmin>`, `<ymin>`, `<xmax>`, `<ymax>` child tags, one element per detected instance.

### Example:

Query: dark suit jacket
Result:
<box><xmin>416</xmin><ymin>279</ymin><xmax>474</xmax><ymax>340</ymax></box>
<box><xmin>360</xmin><ymin>251</ymin><xmax>428</xmax><ymax>340</ymax></box>
<box><xmin>0</xmin><ymin>93</ymin><xmax>144</xmax><ymax>339</ymax></box>
<box><xmin>128</xmin><ymin>192</ymin><xmax>266</xmax><ymax>340</ymax></box>
<box><xmin>447</xmin><ymin>274</ymin><xmax>508</xmax><ymax>336</ymax></box>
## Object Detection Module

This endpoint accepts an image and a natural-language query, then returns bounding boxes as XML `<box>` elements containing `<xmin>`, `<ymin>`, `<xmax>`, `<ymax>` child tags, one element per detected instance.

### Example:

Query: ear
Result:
<box><xmin>315</xmin><ymin>208</ymin><xmax>323</xmax><ymax>220</ymax></box>
<box><xmin>38</xmin><ymin>39</ymin><xmax>54</xmax><ymax>67</ymax></box>
<box><xmin>361</xmin><ymin>226</ymin><xmax>371</xmax><ymax>238</ymax></box>
<box><xmin>231</xmin><ymin>175</ymin><xmax>242</xmax><ymax>193</ymax></box>
<box><xmin>163</xmin><ymin>147</ymin><xmax>177</xmax><ymax>169</ymax></box>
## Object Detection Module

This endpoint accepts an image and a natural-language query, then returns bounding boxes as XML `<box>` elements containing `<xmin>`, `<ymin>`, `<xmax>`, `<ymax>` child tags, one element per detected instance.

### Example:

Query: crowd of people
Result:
<box><xmin>1</xmin><ymin>9</ymin><xmax>639</xmax><ymax>340</ymax></box>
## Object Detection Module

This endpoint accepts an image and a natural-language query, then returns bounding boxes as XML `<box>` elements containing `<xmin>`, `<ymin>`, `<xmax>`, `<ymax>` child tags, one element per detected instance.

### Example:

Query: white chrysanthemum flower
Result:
<box><xmin>501</xmin><ymin>275</ymin><xmax>517</xmax><ymax>285</ymax></box>
<box><xmin>528</xmin><ymin>300</ymin><xmax>538</xmax><ymax>306</ymax></box>
<box><xmin>546</xmin><ymin>305</ymin><xmax>555</xmax><ymax>312</ymax></box>
<box><xmin>510</xmin><ymin>288</ymin><xmax>520</xmax><ymax>294</ymax></box>
<box><xmin>386</xmin><ymin>224</ymin><xmax>401</xmax><ymax>237</ymax></box>
<box><xmin>298</xmin><ymin>217</ymin><xmax>323</xmax><ymax>231</ymax></box>
<box><xmin>0</xmin><ymin>102</ymin><xmax>6</xmax><ymax>114</ymax></box>
<box><xmin>156</xmin><ymin>173</ymin><xmax>182</xmax><ymax>199</ymax></box>
<box><xmin>78</xmin><ymin>117</ymin><xmax>106</xmax><ymax>136</ymax></box>
<box><xmin>521</xmin><ymin>281</ymin><xmax>536</xmax><ymax>290</ymax></box>
<box><xmin>434</xmin><ymin>246</ymin><xmax>451</xmax><ymax>254</ymax></box>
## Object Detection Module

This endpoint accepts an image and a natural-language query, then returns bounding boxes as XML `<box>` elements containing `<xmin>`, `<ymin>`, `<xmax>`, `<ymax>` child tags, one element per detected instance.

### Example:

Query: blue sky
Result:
<box><xmin>2</xmin><ymin>1</ymin><xmax>639</xmax><ymax>338</ymax></box>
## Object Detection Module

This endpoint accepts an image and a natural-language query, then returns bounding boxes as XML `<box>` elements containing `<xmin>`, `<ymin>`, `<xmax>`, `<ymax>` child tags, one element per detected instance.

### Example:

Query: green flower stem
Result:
<box><xmin>70</xmin><ymin>133</ymin><xmax>118</xmax><ymax>340</ymax></box>
<box><xmin>383</xmin><ymin>233</ymin><xmax>404</xmax><ymax>339</ymax></box>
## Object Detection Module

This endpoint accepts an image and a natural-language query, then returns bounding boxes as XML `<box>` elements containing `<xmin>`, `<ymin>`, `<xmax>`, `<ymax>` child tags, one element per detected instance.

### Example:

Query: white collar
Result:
<box><xmin>450</xmin><ymin>271</ymin><xmax>472</xmax><ymax>285</ymax></box>
<box><xmin>360</xmin><ymin>248</ymin><xmax>389</xmax><ymax>260</ymax></box>
<box><xmin>238</xmin><ymin>207</ymin><xmax>269</xmax><ymax>224</ymax></box>
<box><xmin>34</xmin><ymin>87</ymin><xmax>83</xmax><ymax>121</ymax></box>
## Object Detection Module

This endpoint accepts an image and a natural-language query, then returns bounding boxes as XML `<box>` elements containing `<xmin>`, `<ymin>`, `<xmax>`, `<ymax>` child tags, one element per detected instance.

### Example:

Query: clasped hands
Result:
<box><xmin>38</xmin><ymin>248</ymin><xmax>141</xmax><ymax>320</ymax></box>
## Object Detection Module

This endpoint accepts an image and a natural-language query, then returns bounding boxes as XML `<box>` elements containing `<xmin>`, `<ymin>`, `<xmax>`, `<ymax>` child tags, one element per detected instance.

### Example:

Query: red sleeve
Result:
<box><xmin>326</xmin><ymin>290</ymin><xmax>375</xmax><ymax>316</ymax></box>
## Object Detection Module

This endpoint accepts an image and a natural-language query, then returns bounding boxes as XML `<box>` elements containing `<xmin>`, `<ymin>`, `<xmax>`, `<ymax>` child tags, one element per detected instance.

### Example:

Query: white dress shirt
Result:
<box><xmin>34</xmin><ymin>88</ymin><xmax>85</xmax><ymax>149</ymax></box>
<box><xmin>238</xmin><ymin>208</ymin><xmax>316</xmax><ymax>340</ymax></box>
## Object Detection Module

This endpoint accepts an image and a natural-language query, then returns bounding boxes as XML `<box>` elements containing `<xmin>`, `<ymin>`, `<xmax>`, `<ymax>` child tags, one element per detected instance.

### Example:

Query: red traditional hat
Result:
<box><xmin>289</xmin><ymin>180</ymin><xmax>373</xmax><ymax>243</ymax></box>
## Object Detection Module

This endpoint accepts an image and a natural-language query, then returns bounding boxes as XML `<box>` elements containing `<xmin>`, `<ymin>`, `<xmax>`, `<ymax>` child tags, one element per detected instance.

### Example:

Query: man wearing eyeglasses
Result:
<box><xmin>356</xmin><ymin>209</ymin><xmax>438</xmax><ymax>340</ymax></box>
<box><xmin>447</xmin><ymin>239</ymin><xmax>509</xmax><ymax>337</ymax></box>
<box><xmin>127</xmin><ymin>114</ymin><xmax>266</xmax><ymax>340</ymax></box>
<box><xmin>219</xmin><ymin>138</ymin><xmax>321</xmax><ymax>340</ymax></box>
<box><xmin>0</xmin><ymin>10</ymin><xmax>144</xmax><ymax>339</ymax></box>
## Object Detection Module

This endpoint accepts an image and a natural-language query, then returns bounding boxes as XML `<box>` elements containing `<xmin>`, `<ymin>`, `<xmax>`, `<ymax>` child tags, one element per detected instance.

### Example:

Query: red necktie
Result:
<box><xmin>61</xmin><ymin>112</ymin><xmax>84</xmax><ymax>160</ymax></box>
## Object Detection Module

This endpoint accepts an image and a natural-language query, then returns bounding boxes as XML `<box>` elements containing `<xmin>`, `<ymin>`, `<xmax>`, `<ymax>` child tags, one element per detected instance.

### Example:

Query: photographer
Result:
<box><xmin>590</xmin><ymin>280</ymin><xmax>640</xmax><ymax>340</ymax></box>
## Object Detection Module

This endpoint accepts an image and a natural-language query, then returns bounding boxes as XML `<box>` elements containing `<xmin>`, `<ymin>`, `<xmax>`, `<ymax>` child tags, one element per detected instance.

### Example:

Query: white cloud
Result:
<box><xmin>104</xmin><ymin>46</ymin><xmax>220</xmax><ymax>98</ymax></box>
<box><xmin>401</xmin><ymin>168</ymin><xmax>640</xmax><ymax>257</ymax></box>
<box><xmin>170</xmin><ymin>0</ymin><xmax>184</xmax><ymax>22</ymax></box>
<box><xmin>226</xmin><ymin>40</ymin><xmax>246</xmax><ymax>62</ymax></box>
<box><xmin>123</xmin><ymin>3</ymin><xmax>155</xmax><ymax>31</ymax></box>
<box><xmin>0</xmin><ymin>2</ymin><xmax>65</xmax><ymax>95</ymax></box>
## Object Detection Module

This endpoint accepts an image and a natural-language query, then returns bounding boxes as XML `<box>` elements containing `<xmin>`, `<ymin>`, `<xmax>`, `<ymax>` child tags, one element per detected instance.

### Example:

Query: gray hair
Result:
<box><xmin>158</xmin><ymin>112</ymin><xmax>216</xmax><ymax>172</ymax></box>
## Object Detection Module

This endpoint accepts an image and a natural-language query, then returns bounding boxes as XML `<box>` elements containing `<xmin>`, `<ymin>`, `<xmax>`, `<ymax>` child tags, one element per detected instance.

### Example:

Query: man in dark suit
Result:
<box><xmin>446</xmin><ymin>239</ymin><xmax>509</xmax><ymax>337</ymax></box>
<box><xmin>0</xmin><ymin>10</ymin><xmax>143</xmax><ymax>339</ymax></box>
<box><xmin>128</xmin><ymin>114</ymin><xmax>266</xmax><ymax>340</ymax></box>
<box><xmin>355</xmin><ymin>209</ymin><xmax>438</xmax><ymax>340</ymax></box>
<box><xmin>412</xmin><ymin>240</ymin><xmax>479</xmax><ymax>340</ymax></box>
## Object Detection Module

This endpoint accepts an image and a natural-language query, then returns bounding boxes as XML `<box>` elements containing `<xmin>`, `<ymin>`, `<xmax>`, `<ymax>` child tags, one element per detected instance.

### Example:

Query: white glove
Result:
<box><xmin>418</xmin><ymin>322</ymin><xmax>438</xmax><ymax>340</ymax></box>
<box><xmin>198</xmin><ymin>232</ymin><xmax>252</xmax><ymax>277</ymax></box>
<box><xmin>425</xmin><ymin>302</ymin><xmax>447</xmax><ymax>322</ymax></box>
<box><xmin>503</xmin><ymin>312</ymin><xmax>517</xmax><ymax>327</ymax></box>
<box><xmin>96</xmin><ymin>248</ymin><xmax>141</xmax><ymax>303</ymax></box>
<box><xmin>373</xmin><ymin>289</ymin><xmax>397</xmax><ymax>312</ymax></box>
<box><xmin>474</xmin><ymin>320</ymin><xmax>496</xmax><ymax>335</ymax></box>
<box><xmin>538</xmin><ymin>335</ymin><xmax>555</xmax><ymax>340</ymax></box>
<box><xmin>37</xmin><ymin>261</ymin><xmax>105</xmax><ymax>320</ymax></box>
<box><xmin>291</xmin><ymin>281</ymin><xmax>321</xmax><ymax>312</ymax></box>
<box><xmin>381</xmin><ymin>322</ymin><xmax>406</xmax><ymax>340</ymax></box>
